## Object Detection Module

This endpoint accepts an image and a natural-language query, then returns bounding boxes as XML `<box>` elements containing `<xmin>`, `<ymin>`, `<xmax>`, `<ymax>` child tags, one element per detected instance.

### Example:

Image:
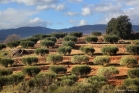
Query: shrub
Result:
<box><xmin>49</xmin><ymin>65</ymin><xmax>67</xmax><ymax>74</ymax></box>
<box><xmin>71</xmin><ymin>65</ymin><xmax>91</xmax><ymax>77</ymax></box>
<box><xmin>85</xmin><ymin>36</ymin><xmax>98</xmax><ymax>43</ymax></box>
<box><xmin>20</xmin><ymin>41</ymin><xmax>35</xmax><ymax>48</ymax></box>
<box><xmin>63</xmin><ymin>36</ymin><xmax>77</xmax><ymax>42</ymax></box>
<box><xmin>47</xmin><ymin>54</ymin><xmax>63</xmax><ymax>64</ymax></box>
<box><xmin>22</xmin><ymin>66</ymin><xmax>41</xmax><ymax>76</ymax></box>
<box><xmin>101</xmin><ymin>46</ymin><xmax>119</xmax><ymax>55</ymax></box>
<box><xmin>71</xmin><ymin>55</ymin><xmax>89</xmax><ymax>64</ymax></box>
<box><xmin>80</xmin><ymin>46</ymin><xmax>95</xmax><ymax>56</ymax></box>
<box><xmin>93</xmin><ymin>56</ymin><xmax>110</xmax><ymax>66</ymax></box>
<box><xmin>62</xmin><ymin>41</ymin><xmax>75</xmax><ymax>48</ymax></box>
<box><xmin>69</xmin><ymin>32</ymin><xmax>83</xmax><ymax>38</ymax></box>
<box><xmin>0</xmin><ymin>69</ymin><xmax>13</xmax><ymax>76</ymax></box>
<box><xmin>120</xmin><ymin>56</ymin><xmax>138</xmax><ymax>68</ymax></box>
<box><xmin>104</xmin><ymin>35</ymin><xmax>119</xmax><ymax>43</ymax></box>
<box><xmin>22</xmin><ymin>57</ymin><xmax>38</xmax><ymax>66</ymax></box>
<box><xmin>41</xmin><ymin>40</ymin><xmax>55</xmax><ymax>48</ymax></box>
<box><xmin>126</xmin><ymin>45</ymin><xmax>139</xmax><ymax>55</ymax></box>
<box><xmin>6</xmin><ymin>41</ymin><xmax>19</xmax><ymax>48</ymax></box>
<box><xmin>0</xmin><ymin>58</ymin><xmax>14</xmax><ymax>67</ymax></box>
<box><xmin>26</xmin><ymin>37</ymin><xmax>39</xmax><ymax>43</ymax></box>
<box><xmin>57</xmin><ymin>46</ymin><xmax>72</xmax><ymax>55</ymax></box>
<box><xmin>97</xmin><ymin>66</ymin><xmax>119</xmax><ymax>79</ymax></box>
<box><xmin>127</xmin><ymin>68</ymin><xmax>139</xmax><ymax>78</ymax></box>
<box><xmin>35</xmin><ymin>48</ymin><xmax>49</xmax><ymax>56</ymax></box>
<box><xmin>0</xmin><ymin>44</ymin><xmax>6</xmax><ymax>50</ymax></box>
<box><xmin>92</xmin><ymin>31</ymin><xmax>102</xmax><ymax>36</ymax></box>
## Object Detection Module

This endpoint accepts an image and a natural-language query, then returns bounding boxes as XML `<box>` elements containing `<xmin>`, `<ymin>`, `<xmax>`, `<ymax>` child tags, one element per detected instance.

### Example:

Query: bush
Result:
<box><xmin>63</xmin><ymin>36</ymin><xmax>77</xmax><ymax>42</ymax></box>
<box><xmin>0</xmin><ymin>44</ymin><xmax>6</xmax><ymax>50</ymax></box>
<box><xmin>62</xmin><ymin>41</ymin><xmax>75</xmax><ymax>48</ymax></box>
<box><xmin>41</xmin><ymin>40</ymin><xmax>55</xmax><ymax>48</ymax></box>
<box><xmin>104</xmin><ymin>35</ymin><xmax>119</xmax><ymax>43</ymax></box>
<box><xmin>26</xmin><ymin>37</ymin><xmax>39</xmax><ymax>43</ymax></box>
<box><xmin>35</xmin><ymin>48</ymin><xmax>49</xmax><ymax>56</ymax></box>
<box><xmin>0</xmin><ymin>58</ymin><xmax>14</xmax><ymax>67</ymax></box>
<box><xmin>20</xmin><ymin>41</ymin><xmax>35</xmax><ymax>48</ymax></box>
<box><xmin>49</xmin><ymin>65</ymin><xmax>67</xmax><ymax>74</ymax></box>
<box><xmin>101</xmin><ymin>46</ymin><xmax>119</xmax><ymax>55</ymax></box>
<box><xmin>69</xmin><ymin>32</ymin><xmax>83</xmax><ymax>38</ymax></box>
<box><xmin>71</xmin><ymin>65</ymin><xmax>91</xmax><ymax>77</ymax></box>
<box><xmin>6</xmin><ymin>41</ymin><xmax>19</xmax><ymax>48</ymax></box>
<box><xmin>93</xmin><ymin>56</ymin><xmax>110</xmax><ymax>66</ymax></box>
<box><xmin>120</xmin><ymin>56</ymin><xmax>138</xmax><ymax>68</ymax></box>
<box><xmin>22</xmin><ymin>66</ymin><xmax>40</xmax><ymax>76</ymax></box>
<box><xmin>127</xmin><ymin>68</ymin><xmax>139</xmax><ymax>78</ymax></box>
<box><xmin>71</xmin><ymin>55</ymin><xmax>89</xmax><ymax>64</ymax></box>
<box><xmin>47</xmin><ymin>54</ymin><xmax>63</xmax><ymax>64</ymax></box>
<box><xmin>80</xmin><ymin>46</ymin><xmax>95</xmax><ymax>56</ymax></box>
<box><xmin>0</xmin><ymin>69</ymin><xmax>13</xmax><ymax>76</ymax></box>
<box><xmin>85</xmin><ymin>36</ymin><xmax>98</xmax><ymax>43</ymax></box>
<box><xmin>126</xmin><ymin>45</ymin><xmax>139</xmax><ymax>55</ymax></box>
<box><xmin>97</xmin><ymin>66</ymin><xmax>119</xmax><ymax>79</ymax></box>
<box><xmin>92</xmin><ymin>31</ymin><xmax>102</xmax><ymax>36</ymax></box>
<box><xmin>22</xmin><ymin>57</ymin><xmax>38</xmax><ymax>66</ymax></box>
<box><xmin>57</xmin><ymin>46</ymin><xmax>72</xmax><ymax>55</ymax></box>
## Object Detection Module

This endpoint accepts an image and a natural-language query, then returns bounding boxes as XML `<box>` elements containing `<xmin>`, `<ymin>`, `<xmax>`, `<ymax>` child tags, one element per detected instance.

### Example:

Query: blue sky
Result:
<box><xmin>0</xmin><ymin>0</ymin><xmax>139</xmax><ymax>29</ymax></box>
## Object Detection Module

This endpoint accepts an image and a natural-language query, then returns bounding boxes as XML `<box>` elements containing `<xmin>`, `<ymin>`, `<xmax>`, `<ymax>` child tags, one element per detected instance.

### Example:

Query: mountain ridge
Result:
<box><xmin>0</xmin><ymin>24</ymin><xmax>139</xmax><ymax>40</ymax></box>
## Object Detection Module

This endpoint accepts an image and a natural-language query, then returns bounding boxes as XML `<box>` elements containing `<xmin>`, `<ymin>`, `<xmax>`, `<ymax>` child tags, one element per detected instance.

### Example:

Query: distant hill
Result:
<box><xmin>0</xmin><ymin>24</ymin><xmax>139</xmax><ymax>40</ymax></box>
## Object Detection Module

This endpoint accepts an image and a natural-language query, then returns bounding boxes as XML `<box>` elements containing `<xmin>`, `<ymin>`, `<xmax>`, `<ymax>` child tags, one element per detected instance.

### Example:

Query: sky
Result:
<box><xmin>0</xmin><ymin>0</ymin><xmax>139</xmax><ymax>29</ymax></box>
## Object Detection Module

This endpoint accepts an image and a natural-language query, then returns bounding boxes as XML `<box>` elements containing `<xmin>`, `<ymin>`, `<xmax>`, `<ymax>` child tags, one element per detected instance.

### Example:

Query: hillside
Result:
<box><xmin>0</xmin><ymin>24</ymin><xmax>139</xmax><ymax>40</ymax></box>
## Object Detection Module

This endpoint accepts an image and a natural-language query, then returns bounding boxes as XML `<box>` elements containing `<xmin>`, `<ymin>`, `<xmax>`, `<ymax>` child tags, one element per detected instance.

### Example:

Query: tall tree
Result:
<box><xmin>106</xmin><ymin>15</ymin><xmax>132</xmax><ymax>39</ymax></box>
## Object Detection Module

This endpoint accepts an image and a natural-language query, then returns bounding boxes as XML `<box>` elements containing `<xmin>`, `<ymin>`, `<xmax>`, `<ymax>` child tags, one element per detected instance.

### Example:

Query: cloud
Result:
<box><xmin>67</xmin><ymin>11</ymin><xmax>78</xmax><ymax>16</ymax></box>
<box><xmin>69</xmin><ymin>19</ymin><xmax>88</xmax><ymax>26</ymax></box>
<box><xmin>68</xmin><ymin>0</ymin><xmax>83</xmax><ymax>3</ymax></box>
<box><xmin>81</xmin><ymin>7</ymin><xmax>91</xmax><ymax>16</ymax></box>
<box><xmin>0</xmin><ymin>8</ymin><xmax>51</xmax><ymax>29</ymax></box>
<box><xmin>0</xmin><ymin>0</ymin><xmax>58</xmax><ymax>5</ymax></box>
<box><xmin>36</xmin><ymin>3</ymin><xmax>65</xmax><ymax>11</ymax></box>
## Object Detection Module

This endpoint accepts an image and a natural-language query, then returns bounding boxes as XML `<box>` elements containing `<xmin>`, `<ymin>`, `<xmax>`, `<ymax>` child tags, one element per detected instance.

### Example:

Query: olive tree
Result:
<box><xmin>127</xmin><ymin>68</ymin><xmax>139</xmax><ymax>78</ymax></box>
<box><xmin>71</xmin><ymin>65</ymin><xmax>91</xmax><ymax>77</ymax></box>
<box><xmin>49</xmin><ymin>65</ymin><xmax>67</xmax><ymax>74</ymax></box>
<box><xmin>80</xmin><ymin>46</ymin><xmax>95</xmax><ymax>56</ymax></box>
<box><xmin>6</xmin><ymin>41</ymin><xmax>19</xmax><ymax>48</ymax></box>
<box><xmin>104</xmin><ymin>35</ymin><xmax>119</xmax><ymax>44</ymax></box>
<box><xmin>63</xmin><ymin>36</ymin><xmax>77</xmax><ymax>42</ymax></box>
<box><xmin>97</xmin><ymin>66</ymin><xmax>119</xmax><ymax>79</ymax></box>
<box><xmin>46</xmin><ymin>54</ymin><xmax>63</xmax><ymax>64</ymax></box>
<box><xmin>35</xmin><ymin>48</ymin><xmax>49</xmax><ymax>56</ymax></box>
<box><xmin>0</xmin><ymin>69</ymin><xmax>13</xmax><ymax>76</ymax></box>
<box><xmin>41</xmin><ymin>40</ymin><xmax>55</xmax><ymax>48</ymax></box>
<box><xmin>69</xmin><ymin>32</ymin><xmax>83</xmax><ymax>38</ymax></box>
<box><xmin>92</xmin><ymin>31</ymin><xmax>102</xmax><ymax>36</ymax></box>
<box><xmin>20</xmin><ymin>41</ymin><xmax>35</xmax><ymax>48</ymax></box>
<box><xmin>93</xmin><ymin>56</ymin><xmax>110</xmax><ymax>66</ymax></box>
<box><xmin>85</xmin><ymin>36</ymin><xmax>98</xmax><ymax>43</ymax></box>
<box><xmin>22</xmin><ymin>66</ymin><xmax>41</xmax><ymax>76</ymax></box>
<box><xmin>126</xmin><ymin>45</ymin><xmax>139</xmax><ymax>55</ymax></box>
<box><xmin>101</xmin><ymin>46</ymin><xmax>119</xmax><ymax>55</ymax></box>
<box><xmin>71</xmin><ymin>55</ymin><xmax>89</xmax><ymax>64</ymax></box>
<box><xmin>0</xmin><ymin>44</ymin><xmax>6</xmax><ymax>50</ymax></box>
<box><xmin>22</xmin><ymin>57</ymin><xmax>38</xmax><ymax>66</ymax></box>
<box><xmin>0</xmin><ymin>58</ymin><xmax>14</xmax><ymax>67</ymax></box>
<box><xmin>120</xmin><ymin>56</ymin><xmax>138</xmax><ymax>68</ymax></box>
<box><xmin>57</xmin><ymin>46</ymin><xmax>72</xmax><ymax>55</ymax></box>
<box><xmin>62</xmin><ymin>41</ymin><xmax>75</xmax><ymax>48</ymax></box>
